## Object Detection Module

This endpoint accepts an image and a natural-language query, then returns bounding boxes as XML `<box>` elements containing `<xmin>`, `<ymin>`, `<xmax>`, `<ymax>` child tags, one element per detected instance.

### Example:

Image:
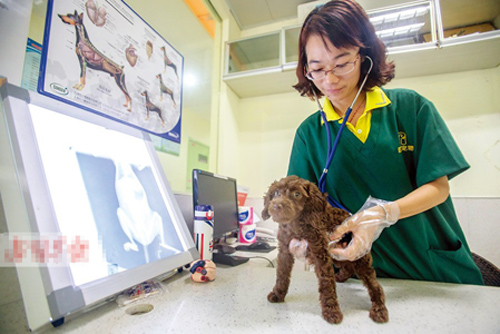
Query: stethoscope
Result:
<box><xmin>311</xmin><ymin>56</ymin><xmax>373</xmax><ymax>212</ymax></box>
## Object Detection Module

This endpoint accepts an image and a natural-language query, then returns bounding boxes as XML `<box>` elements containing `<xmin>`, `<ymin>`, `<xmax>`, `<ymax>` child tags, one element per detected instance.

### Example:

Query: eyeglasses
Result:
<box><xmin>306</xmin><ymin>55</ymin><xmax>359</xmax><ymax>80</ymax></box>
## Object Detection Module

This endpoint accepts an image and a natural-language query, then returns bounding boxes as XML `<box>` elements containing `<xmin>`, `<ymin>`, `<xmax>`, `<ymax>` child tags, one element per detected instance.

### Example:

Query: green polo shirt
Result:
<box><xmin>287</xmin><ymin>87</ymin><xmax>483</xmax><ymax>285</ymax></box>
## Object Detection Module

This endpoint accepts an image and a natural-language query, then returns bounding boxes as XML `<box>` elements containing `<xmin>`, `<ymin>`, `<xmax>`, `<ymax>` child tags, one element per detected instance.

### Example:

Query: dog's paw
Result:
<box><xmin>267</xmin><ymin>291</ymin><xmax>285</xmax><ymax>303</ymax></box>
<box><xmin>322</xmin><ymin>308</ymin><xmax>343</xmax><ymax>324</ymax></box>
<box><xmin>369</xmin><ymin>304</ymin><xmax>389</xmax><ymax>323</ymax></box>
<box><xmin>123</xmin><ymin>242</ymin><xmax>139</xmax><ymax>252</ymax></box>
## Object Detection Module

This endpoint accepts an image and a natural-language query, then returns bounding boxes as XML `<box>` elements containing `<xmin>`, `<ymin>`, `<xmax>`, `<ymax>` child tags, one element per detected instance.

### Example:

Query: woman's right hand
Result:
<box><xmin>289</xmin><ymin>238</ymin><xmax>309</xmax><ymax>260</ymax></box>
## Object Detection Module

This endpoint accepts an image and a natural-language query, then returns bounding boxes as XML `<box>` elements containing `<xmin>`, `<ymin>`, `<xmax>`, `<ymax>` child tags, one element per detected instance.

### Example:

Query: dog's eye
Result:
<box><xmin>274</xmin><ymin>190</ymin><xmax>281</xmax><ymax>198</ymax></box>
<box><xmin>294</xmin><ymin>191</ymin><xmax>301</xmax><ymax>198</ymax></box>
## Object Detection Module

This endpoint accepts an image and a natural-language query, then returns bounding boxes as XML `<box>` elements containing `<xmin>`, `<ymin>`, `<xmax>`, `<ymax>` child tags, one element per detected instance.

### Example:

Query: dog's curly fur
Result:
<box><xmin>262</xmin><ymin>176</ymin><xmax>388</xmax><ymax>324</ymax></box>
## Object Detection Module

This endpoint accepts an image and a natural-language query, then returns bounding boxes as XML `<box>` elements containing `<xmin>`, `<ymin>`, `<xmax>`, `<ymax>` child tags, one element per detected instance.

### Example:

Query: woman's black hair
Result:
<box><xmin>293</xmin><ymin>0</ymin><xmax>395</xmax><ymax>99</ymax></box>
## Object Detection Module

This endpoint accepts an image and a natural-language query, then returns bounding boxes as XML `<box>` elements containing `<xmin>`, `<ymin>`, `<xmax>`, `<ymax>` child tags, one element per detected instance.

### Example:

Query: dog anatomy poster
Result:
<box><xmin>39</xmin><ymin>0</ymin><xmax>183</xmax><ymax>143</ymax></box>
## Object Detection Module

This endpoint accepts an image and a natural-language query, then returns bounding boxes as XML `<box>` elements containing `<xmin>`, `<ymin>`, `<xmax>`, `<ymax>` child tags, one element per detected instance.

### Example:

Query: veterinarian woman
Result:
<box><xmin>288</xmin><ymin>0</ymin><xmax>483</xmax><ymax>285</ymax></box>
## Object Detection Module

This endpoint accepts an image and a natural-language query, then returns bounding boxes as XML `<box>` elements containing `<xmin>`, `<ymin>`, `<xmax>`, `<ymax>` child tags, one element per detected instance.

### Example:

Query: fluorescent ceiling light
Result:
<box><xmin>370</xmin><ymin>6</ymin><xmax>430</xmax><ymax>26</ymax></box>
<box><xmin>376</xmin><ymin>23</ymin><xmax>426</xmax><ymax>38</ymax></box>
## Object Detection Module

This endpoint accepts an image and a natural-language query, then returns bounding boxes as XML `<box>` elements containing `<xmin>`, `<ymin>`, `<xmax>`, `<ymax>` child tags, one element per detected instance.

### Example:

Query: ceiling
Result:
<box><xmin>224</xmin><ymin>0</ymin><xmax>316</xmax><ymax>29</ymax></box>
<box><xmin>225</xmin><ymin>0</ymin><xmax>500</xmax><ymax>30</ymax></box>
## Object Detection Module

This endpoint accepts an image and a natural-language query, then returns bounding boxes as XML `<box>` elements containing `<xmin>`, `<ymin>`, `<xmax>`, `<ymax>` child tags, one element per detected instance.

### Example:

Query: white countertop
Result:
<box><xmin>22</xmin><ymin>256</ymin><xmax>500</xmax><ymax>334</ymax></box>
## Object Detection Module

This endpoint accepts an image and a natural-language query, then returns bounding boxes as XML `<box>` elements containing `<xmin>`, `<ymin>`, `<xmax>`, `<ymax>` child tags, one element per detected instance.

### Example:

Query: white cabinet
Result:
<box><xmin>223</xmin><ymin>0</ymin><xmax>500</xmax><ymax>98</ymax></box>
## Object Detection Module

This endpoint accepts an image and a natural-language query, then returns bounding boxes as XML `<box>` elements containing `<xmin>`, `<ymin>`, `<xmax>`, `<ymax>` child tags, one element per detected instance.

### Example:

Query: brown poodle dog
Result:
<box><xmin>262</xmin><ymin>176</ymin><xmax>388</xmax><ymax>324</ymax></box>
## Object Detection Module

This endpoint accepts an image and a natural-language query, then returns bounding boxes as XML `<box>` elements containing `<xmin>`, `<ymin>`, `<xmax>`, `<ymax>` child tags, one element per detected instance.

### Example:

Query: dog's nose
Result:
<box><xmin>273</xmin><ymin>203</ymin><xmax>282</xmax><ymax>211</ymax></box>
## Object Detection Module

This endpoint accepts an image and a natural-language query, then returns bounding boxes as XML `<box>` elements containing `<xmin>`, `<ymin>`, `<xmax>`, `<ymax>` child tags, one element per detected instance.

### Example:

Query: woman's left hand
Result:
<box><xmin>328</xmin><ymin>198</ymin><xmax>400</xmax><ymax>261</ymax></box>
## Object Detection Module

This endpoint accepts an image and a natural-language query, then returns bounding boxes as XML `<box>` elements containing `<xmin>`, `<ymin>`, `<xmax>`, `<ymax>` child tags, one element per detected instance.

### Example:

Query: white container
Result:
<box><xmin>238</xmin><ymin>206</ymin><xmax>256</xmax><ymax>244</ymax></box>
<box><xmin>239</xmin><ymin>224</ymin><xmax>256</xmax><ymax>244</ymax></box>
<box><xmin>194</xmin><ymin>205</ymin><xmax>214</xmax><ymax>260</ymax></box>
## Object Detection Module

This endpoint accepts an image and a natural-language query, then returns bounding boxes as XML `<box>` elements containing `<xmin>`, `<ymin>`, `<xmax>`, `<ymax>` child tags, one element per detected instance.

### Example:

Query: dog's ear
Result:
<box><xmin>261</xmin><ymin>180</ymin><xmax>278</xmax><ymax>220</ymax></box>
<box><xmin>305</xmin><ymin>182</ymin><xmax>327</xmax><ymax>212</ymax></box>
<box><xmin>301</xmin><ymin>181</ymin><xmax>328</xmax><ymax>229</ymax></box>
<box><xmin>261</xmin><ymin>206</ymin><xmax>270</xmax><ymax>221</ymax></box>
<box><xmin>59</xmin><ymin>14</ymin><xmax>73</xmax><ymax>25</ymax></box>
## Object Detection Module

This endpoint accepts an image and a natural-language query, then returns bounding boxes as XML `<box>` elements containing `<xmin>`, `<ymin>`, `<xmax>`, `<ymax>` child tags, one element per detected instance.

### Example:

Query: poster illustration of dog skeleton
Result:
<box><xmin>39</xmin><ymin>0</ymin><xmax>183</xmax><ymax>143</ymax></box>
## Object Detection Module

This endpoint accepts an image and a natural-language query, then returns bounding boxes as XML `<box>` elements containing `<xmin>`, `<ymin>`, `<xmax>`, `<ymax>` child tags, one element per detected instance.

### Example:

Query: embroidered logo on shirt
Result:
<box><xmin>398</xmin><ymin>131</ymin><xmax>414</xmax><ymax>153</ymax></box>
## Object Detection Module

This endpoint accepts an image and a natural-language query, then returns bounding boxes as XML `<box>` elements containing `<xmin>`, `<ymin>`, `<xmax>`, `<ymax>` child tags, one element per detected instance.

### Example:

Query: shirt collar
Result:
<box><xmin>321</xmin><ymin>87</ymin><xmax>391</xmax><ymax>124</ymax></box>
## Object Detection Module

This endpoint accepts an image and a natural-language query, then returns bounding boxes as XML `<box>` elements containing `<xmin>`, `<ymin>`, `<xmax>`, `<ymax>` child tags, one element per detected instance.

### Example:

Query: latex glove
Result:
<box><xmin>289</xmin><ymin>238</ymin><xmax>309</xmax><ymax>262</ymax></box>
<box><xmin>328</xmin><ymin>196</ymin><xmax>400</xmax><ymax>262</ymax></box>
